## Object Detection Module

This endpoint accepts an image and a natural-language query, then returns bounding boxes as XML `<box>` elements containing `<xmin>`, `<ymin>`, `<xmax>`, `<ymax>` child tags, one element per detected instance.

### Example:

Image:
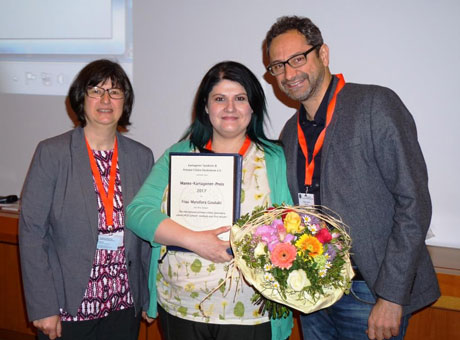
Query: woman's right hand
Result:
<box><xmin>33</xmin><ymin>315</ymin><xmax>61</xmax><ymax>339</ymax></box>
<box><xmin>187</xmin><ymin>226</ymin><xmax>233</xmax><ymax>263</ymax></box>
<box><xmin>154</xmin><ymin>219</ymin><xmax>233</xmax><ymax>263</ymax></box>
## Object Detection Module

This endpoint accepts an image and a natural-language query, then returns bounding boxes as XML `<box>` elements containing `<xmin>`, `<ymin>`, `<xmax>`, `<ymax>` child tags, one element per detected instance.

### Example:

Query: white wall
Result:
<box><xmin>1</xmin><ymin>0</ymin><xmax>459</xmax><ymax>248</ymax></box>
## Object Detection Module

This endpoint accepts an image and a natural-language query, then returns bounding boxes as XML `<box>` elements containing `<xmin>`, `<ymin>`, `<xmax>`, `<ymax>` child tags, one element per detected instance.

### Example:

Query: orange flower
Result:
<box><xmin>295</xmin><ymin>235</ymin><xmax>323</xmax><ymax>257</ymax></box>
<box><xmin>270</xmin><ymin>243</ymin><xmax>297</xmax><ymax>269</ymax></box>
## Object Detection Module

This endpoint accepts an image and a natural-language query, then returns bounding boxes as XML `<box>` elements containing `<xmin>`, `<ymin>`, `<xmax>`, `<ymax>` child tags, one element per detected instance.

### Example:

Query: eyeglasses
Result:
<box><xmin>267</xmin><ymin>45</ymin><xmax>320</xmax><ymax>76</ymax></box>
<box><xmin>86</xmin><ymin>86</ymin><xmax>124</xmax><ymax>99</ymax></box>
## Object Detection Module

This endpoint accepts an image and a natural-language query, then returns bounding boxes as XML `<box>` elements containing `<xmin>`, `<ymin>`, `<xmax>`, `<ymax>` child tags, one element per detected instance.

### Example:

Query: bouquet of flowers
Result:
<box><xmin>230</xmin><ymin>205</ymin><xmax>354</xmax><ymax>318</ymax></box>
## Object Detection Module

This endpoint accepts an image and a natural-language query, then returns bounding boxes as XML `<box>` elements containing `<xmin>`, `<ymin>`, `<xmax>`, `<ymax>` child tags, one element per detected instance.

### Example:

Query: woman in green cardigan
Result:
<box><xmin>126</xmin><ymin>61</ymin><xmax>293</xmax><ymax>340</ymax></box>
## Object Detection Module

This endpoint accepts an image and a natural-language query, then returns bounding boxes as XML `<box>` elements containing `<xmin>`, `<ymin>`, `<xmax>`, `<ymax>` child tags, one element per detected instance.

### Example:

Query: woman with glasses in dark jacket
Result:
<box><xmin>19</xmin><ymin>59</ymin><xmax>153</xmax><ymax>340</ymax></box>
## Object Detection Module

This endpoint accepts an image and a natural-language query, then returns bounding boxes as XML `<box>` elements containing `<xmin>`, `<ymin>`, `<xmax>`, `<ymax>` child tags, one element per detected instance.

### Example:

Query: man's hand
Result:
<box><xmin>33</xmin><ymin>315</ymin><xmax>62</xmax><ymax>339</ymax></box>
<box><xmin>367</xmin><ymin>298</ymin><xmax>403</xmax><ymax>340</ymax></box>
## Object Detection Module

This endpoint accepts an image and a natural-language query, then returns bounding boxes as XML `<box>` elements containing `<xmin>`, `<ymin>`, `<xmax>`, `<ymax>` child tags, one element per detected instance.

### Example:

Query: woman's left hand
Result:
<box><xmin>142</xmin><ymin>311</ymin><xmax>155</xmax><ymax>324</ymax></box>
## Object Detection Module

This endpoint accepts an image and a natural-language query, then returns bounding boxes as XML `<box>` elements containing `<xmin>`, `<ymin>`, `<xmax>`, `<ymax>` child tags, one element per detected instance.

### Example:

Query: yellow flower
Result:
<box><xmin>184</xmin><ymin>283</ymin><xmax>195</xmax><ymax>292</ymax></box>
<box><xmin>284</xmin><ymin>212</ymin><xmax>303</xmax><ymax>233</ymax></box>
<box><xmin>254</xmin><ymin>193</ymin><xmax>263</xmax><ymax>200</ymax></box>
<box><xmin>264</xmin><ymin>272</ymin><xmax>275</xmax><ymax>282</ymax></box>
<box><xmin>253</xmin><ymin>310</ymin><xmax>261</xmax><ymax>317</ymax></box>
<box><xmin>295</xmin><ymin>234</ymin><xmax>323</xmax><ymax>257</ymax></box>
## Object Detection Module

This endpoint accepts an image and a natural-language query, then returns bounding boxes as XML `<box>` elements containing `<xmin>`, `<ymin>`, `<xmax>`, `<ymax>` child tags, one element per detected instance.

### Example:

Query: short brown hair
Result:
<box><xmin>68</xmin><ymin>59</ymin><xmax>134</xmax><ymax>128</ymax></box>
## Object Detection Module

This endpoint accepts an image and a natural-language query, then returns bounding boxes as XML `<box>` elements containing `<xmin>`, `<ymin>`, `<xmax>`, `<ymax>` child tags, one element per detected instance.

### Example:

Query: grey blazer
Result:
<box><xmin>280</xmin><ymin>78</ymin><xmax>440</xmax><ymax>315</ymax></box>
<box><xmin>19</xmin><ymin>127</ymin><xmax>154</xmax><ymax>322</ymax></box>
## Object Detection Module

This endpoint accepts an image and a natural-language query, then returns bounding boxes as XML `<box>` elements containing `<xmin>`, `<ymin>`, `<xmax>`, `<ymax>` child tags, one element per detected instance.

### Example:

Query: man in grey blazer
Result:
<box><xmin>264</xmin><ymin>16</ymin><xmax>439</xmax><ymax>340</ymax></box>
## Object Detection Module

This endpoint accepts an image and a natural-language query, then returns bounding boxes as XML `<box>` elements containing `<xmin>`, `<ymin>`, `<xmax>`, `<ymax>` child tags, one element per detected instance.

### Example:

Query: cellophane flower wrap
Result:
<box><xmin>230</xmin><ymin>205</ymin><xmax>354</xmax><ymax>317</ymax></box>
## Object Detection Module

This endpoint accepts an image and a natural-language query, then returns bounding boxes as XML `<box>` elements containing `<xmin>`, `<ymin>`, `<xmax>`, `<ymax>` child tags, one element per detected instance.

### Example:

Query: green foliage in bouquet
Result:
<box><xmin>231</xmin><ymin>204</ymin><xmax>353</xmax><ymax>319</ymax></box>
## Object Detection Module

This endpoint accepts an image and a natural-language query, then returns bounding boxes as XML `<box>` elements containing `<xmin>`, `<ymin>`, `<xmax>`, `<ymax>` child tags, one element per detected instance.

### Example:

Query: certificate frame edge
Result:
<box><xmin>167</xmin><ymin>152</ymin><xmax>242</xmax><ymax>223</ymax></box>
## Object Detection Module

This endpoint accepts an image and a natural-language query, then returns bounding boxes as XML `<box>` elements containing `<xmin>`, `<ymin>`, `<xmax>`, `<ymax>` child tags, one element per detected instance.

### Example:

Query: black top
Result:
<box><xmin>296</xmin><ymin>78</ymin><xmax>333</xmax><ymax>206</ymax></box>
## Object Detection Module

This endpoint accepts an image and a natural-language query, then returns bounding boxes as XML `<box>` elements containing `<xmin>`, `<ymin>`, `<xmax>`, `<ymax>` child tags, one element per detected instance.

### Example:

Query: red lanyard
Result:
<box><xmin>85</xmin><ymin>137</ymin><xmax>118</xmax><ymax>228</ymax></box>
<box><xmin>297</xmin><ymin>74</ymin><xmax>345</xmax><ymax>186</ymax></box>
<box><xmin>205</xmin><ymin>135</ymin><xmax>251</xmax><ymax>156</ymax></box>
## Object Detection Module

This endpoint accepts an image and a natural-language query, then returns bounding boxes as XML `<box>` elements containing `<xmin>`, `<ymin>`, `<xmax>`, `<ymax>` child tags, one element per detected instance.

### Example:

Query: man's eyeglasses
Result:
<box><xmin>86</xmin><ymin>86</ymin><xmax>125</xmax><ymax>99</ymax></box>
<box><xmin>267</xmin><ymin>45</ymin><xmax>320</xmax><ymax>76</ymax></box>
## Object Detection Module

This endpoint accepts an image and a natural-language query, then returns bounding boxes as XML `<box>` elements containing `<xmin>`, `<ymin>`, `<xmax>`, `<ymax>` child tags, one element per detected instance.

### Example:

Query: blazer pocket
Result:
<box><xmin>329</xmin><ymin>136</ymin><xmax>362</xmax><ymax>153</ymax></box>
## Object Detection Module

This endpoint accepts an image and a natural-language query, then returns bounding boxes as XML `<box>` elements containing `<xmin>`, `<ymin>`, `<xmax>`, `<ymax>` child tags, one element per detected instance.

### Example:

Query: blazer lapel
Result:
<box><xmin>72</xmin><ymin>127</ymin><xmax>99</xmax><ymax>243</ymax></box>
<box><xmin>321</xmin><ymin>77</ymin><xmax>345</xmax><ymax>171</ymax></box>
<box><xmin>116</xmin><ymin>133</ymin><xmax>135</xmax><ymax>251</ymax></box>
<box><xmin>117</xmin><ymin>133</ymin><xmax>134</xmax><ymax>205</ymax></box>
<box><xmin>281</xmin><ymin>113</ymin><xmax>300</xmax><ymax>204</ymax></box>
<box><xmin>289</xmin><ymin>115</ymin><xmax>300</xmax><ymax>200</ymax></box>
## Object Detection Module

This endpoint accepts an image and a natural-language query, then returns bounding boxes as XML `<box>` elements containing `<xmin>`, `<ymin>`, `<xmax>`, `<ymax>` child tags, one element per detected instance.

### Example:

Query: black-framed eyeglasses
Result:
<box><xmin>86</xmin><ymin>86</ymin><xmax>124</xmax><ymax>99</ymax></box>
<box><xmin>267</xmin><ymin>44</ymin><xmax>320</xmax><ymax>76</ymax></box>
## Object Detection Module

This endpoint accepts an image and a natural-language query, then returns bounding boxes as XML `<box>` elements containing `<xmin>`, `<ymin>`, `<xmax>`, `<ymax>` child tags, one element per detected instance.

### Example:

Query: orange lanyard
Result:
<box><xmin>205</xmin><ymin>135</ymin><xmax>251</xmax><ymax>156</ymax></box>
<box><xmin>297</xmin><ymin>74</ymin><xmax>345</xmax><ymax>187</ymax></box>
<box><xmin>85</xmin><ymin>137</ymin><xmax>118</xmax><ymax>228</ymax></box>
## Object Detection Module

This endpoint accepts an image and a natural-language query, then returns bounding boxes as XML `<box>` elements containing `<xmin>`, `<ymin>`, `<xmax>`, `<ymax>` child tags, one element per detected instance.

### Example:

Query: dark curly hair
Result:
<box><xmin>68</xmin><ymin>59</ymin><xmax>134</xmax><ymax>128</ymax></box>
<box><xmin>265</xmin><ymin>16</ymin><xmax>324</xmax><ymax>55</ymax></box>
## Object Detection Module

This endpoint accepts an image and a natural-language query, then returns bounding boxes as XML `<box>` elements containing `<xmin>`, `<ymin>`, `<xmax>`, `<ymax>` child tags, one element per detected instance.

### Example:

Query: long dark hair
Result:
<box><xmin>184</xmin><ymin>61</ymin><xmax>276</xmax><ymax>152</ymax></box>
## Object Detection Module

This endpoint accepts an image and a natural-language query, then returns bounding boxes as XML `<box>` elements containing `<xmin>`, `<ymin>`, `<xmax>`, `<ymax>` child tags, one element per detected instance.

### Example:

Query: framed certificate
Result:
<box><xmin>168</xmin><ymin>152</ymin><xmax>242</xmax><ymax>240</ymax></box>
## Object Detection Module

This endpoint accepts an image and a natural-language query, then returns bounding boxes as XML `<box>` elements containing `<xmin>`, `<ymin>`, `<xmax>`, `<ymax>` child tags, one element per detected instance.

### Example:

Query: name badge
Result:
<box><xmin>298</xmin><ymin>192</ymin><xmax>315</xmax><ymax>206</ymax></box>
<box><xmin>97</xmin><ymin>231</ymin><xmax>124</xmax><ymax>251</ymax></box>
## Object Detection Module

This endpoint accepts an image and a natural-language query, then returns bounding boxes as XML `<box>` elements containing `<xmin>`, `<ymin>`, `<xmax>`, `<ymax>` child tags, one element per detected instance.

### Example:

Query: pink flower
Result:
<box><xmin>255</xmin><ymin>224</ymin><xmax>280</xmax><ymax>251</ymax></box>
<box><xmin>267</xmin><ymin>238</ymin><xmax>281</xmax><ymax>252</ymax></box>
<box><xmin>272</xmin><ymin>219</ymin><xmax>286</xmax><ymax>233</ymax></box>
<box><xmin>331</xmin><ymin>232</ymin><xmax>341</xmax><ymax>239</ymax></box>
<box><xmin>255</xmin><ymin>224</ymin><xmax>275</xmax><ymax>239</ymax></box>
<box><xmin>316</xmin><ymin>228</ymin><xmax>332</xmax><ymax>244</ymax></box>
<box><xmin>270</xmin><ymin>243</ymin><xmax>297</xmax><ymax>269</ymax></box>
<box><xmin>273</xmin><ymin>219</ymin><xmax>289</xmax><ymax>241</ymax></box>
<box><xmin>282</xmin><ymin>233</ymin><xmax>295</xmax><ymax>243</ymax></box>
<box><xmin>255</xmin><ymin>220</ymin><xmax>295</xmax><ymax>252</ymax></box>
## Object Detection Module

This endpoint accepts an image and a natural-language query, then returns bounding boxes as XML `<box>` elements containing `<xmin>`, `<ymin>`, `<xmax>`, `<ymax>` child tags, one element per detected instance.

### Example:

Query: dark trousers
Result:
<box><xmin>158</xmin><ymin>304</ymin><xmax>271</xmax><ymax>340</ymax></box>
<box><xmin>37</xmin><ymin>308</ymin><xmax>141</xmax><ymax>340</ymax></box>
